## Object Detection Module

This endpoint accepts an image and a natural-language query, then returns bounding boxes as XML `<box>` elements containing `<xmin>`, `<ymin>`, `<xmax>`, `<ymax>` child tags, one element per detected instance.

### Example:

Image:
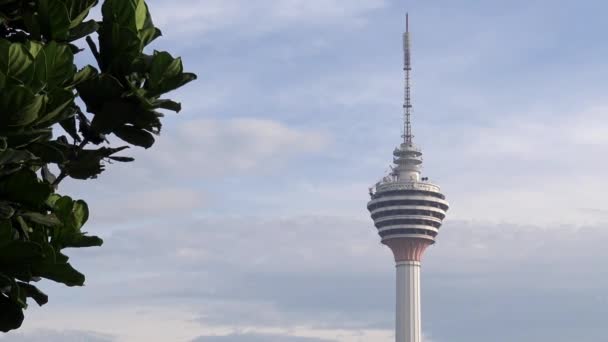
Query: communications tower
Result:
<box><xmin>366</xmin><ymin>14</ymin><xmax>449</xmax><ymax>342</ymax></box>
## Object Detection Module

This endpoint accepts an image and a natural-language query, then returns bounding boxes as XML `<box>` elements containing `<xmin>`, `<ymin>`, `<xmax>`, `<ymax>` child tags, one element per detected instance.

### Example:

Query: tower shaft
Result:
<box><xmin>396</xmin><ymin>261</ymin><xmax>421</xmax><ymax>342</ymax></box>
<box><xmin>385</xmin><ymin>238</ymin><xmax>430</xmax><ymax>342</ymax></box>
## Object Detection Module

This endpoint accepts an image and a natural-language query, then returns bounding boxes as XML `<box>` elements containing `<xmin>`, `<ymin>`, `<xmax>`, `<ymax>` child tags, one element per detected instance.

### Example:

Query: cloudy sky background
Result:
<box><xmin>3</xmin><ymin>0</ymin><xmax>608</xmax><ymax>341</ymax></box>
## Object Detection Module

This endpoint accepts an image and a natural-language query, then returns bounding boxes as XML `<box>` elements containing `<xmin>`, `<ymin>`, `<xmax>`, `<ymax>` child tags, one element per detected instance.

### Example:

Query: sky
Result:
<box><xmin>3</xmin><ymin>0</ymin><xmax>608</xmax><ymax>341</ymax></box>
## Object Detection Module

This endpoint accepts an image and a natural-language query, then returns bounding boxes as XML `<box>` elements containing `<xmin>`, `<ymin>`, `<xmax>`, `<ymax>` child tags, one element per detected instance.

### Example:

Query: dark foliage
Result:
<box><xmin>0</xmin><ymin>0</ymin><xmax>195</xmax><ymax>331</ymax></box>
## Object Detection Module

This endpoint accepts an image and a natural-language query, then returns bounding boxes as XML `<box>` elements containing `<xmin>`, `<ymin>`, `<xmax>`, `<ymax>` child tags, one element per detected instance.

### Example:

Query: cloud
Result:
<box><xmin>22</xmin><ymin>214</ymin><xmax>607</xmax><ymax>342</ymax></box>
<box><xmin>427</xmin><ymin>104</ymin><xmax>608</xmax><ymax>225</ymax></box>
<box><xmin>191</xmin><ymin>333</ymin><xmax>336</xmax><ymax>342</ymax></box>
<box><xmin>148</xmin><ymin>0</ymin><xmax>386</xmax><ymax>37</ymax></box>
<box><xmin>16</xmin><ymin>2</ymin><xmax>608</xmax><ymax>342</ymax></box>
<box><xmin>90</xmin><ymin>187</ymin><xmax>205</xmax><ymax>224</ymax></box>
<box><xmin>137</xmin><ymin>118</ymin><xmax>329</xmax><ymax>177</ymax></box>
<box><xmin>0</xmin><ymin>330</ymin><xmax>115</xmax><ymax>342</ymax></box>
<box><xmin>461</xmin><ymin>106</ymin><xmax>608</xmax><ymax>160</ymax></box>
<box><xmin>60</xmin><ymin>117</ymin><xmax>329</xmax><ymax>227</ymax></box>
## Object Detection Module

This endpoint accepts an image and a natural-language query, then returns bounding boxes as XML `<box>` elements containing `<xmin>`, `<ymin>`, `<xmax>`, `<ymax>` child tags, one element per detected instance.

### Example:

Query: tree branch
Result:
<box><xmin>52</xmin><ymin>138</ymin><xmax>90</xmax><ymax>187</ymax></box>
<box><xmin>85</xmin><ymin>36</ymin><xmax>102</xmax><ymax>69</ymax></box>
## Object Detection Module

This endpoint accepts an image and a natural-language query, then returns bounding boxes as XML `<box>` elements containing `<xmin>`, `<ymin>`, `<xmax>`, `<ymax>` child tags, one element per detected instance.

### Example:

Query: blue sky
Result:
<box><xmin>3</xmin><ymin>0</ymin><xmax>608</xmax><ymax>341</ymax></box>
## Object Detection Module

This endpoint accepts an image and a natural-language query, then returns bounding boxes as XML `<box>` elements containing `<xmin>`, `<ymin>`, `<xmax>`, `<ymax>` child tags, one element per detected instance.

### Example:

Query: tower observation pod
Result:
<box><xmin>366</xmin><ymin>14</ymin><xmax>449</xmax><ymax>342</ymax></box>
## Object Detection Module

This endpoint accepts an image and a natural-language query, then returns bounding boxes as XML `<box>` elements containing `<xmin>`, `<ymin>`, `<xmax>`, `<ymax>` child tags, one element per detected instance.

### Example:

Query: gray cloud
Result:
<box><xmin>149</xmin><ymin>0</ymin><xmax>386</xmax><ymax>37</ymax></box>
<box><xmin>35</xmin><ymin>215</ymin><xmax>607</xmax><ymax>341</ymax></box>
<box><xmin>18</xmin><ymin>1</ymin><xmax>608</xmax><ymax>341</ymax></box>
<box><xmin>0</xmin><ymin>330</ymin><xmax>115</xmax><ymax>342</ymax></box>
<box><xmin>141</xmin><ymin>118</ymin><xmax>329</xmax><ymax>177</ymax></box>
<box><xmin>191</xmin><ymin>333</ymin><xmax>336</xmax><ymax>342</ymax></box>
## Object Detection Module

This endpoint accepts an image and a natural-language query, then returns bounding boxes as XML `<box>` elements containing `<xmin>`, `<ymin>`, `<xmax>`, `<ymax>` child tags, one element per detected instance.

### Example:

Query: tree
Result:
<box><xmin>0</xmin><ymin>0</ymin><xmax>196</xmax><ymax>332</ymax></box>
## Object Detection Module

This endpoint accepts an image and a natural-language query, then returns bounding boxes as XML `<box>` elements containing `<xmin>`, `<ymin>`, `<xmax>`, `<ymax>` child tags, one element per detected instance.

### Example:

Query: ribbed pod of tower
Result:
<box><xmin>366</xmin><ymin>14</ymin><xmax>449</xmax><ymax>342</ymax></box>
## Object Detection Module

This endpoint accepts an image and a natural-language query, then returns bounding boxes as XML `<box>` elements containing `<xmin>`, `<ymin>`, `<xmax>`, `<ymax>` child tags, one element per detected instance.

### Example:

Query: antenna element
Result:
<box><xmin>403</xmin><ymin>13</ymin><xmax>413</xmax><ymax>145</ymax></box>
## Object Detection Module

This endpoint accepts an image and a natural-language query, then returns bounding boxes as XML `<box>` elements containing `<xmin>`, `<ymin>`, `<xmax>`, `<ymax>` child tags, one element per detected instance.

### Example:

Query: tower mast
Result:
<box><xmin>403</xmin><ymin>13</ymin><xmax>413</xmax><ymax>146</ymax></box>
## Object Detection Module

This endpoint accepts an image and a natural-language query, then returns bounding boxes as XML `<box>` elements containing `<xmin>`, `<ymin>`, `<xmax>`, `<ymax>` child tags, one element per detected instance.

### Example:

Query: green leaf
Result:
<box><xmin>38</xmin><ymin>0</ymin><xmax>71</xmax><ymax>41</ymax></box>
<box><xmin>43</xmin><ymin>42</ymin><xmax>76</xmax><ymax>89</ymax></box>
<box><xmin>0</xmin><ymin>273</ymin><xmax>12</xmax><ymax>289</ymax></box>
<box><xmin>0</xmin><ymin>219</ymin><xmax>13</xmax><ymax>240</ymax></box>
<box><xmin>0</xmin><ymin>149</ymin><xmax>37</xmax><ymax>165</ymax></box>
<box><xmin>23</xmin><ymin>9</ymin><xmax>42</xmax><ymax>41</ymax></box>
<box><xmin>113</xmin><ymin>125</ymin><xmax>155</xmax><ymax>148</ymax></box>
<box><xmin>0</xmin><ymin>86</ymin><xmax>45</xmax><ymax>127</ymax></box>
<box><xmin>0</xmin><ymin>169</ymin><xmax>53</xmax><ymax>208</ymax></box>
<box><xmin>27</xmin><ymin>41</ymin><xmax>47</xmax><ymax>93</ymax></box>
<box><xmin>0</xmin><ymin>294</ymin><xmax>24</xmax><ymax>332</ymax></box>
<box><xmin>36</xmin><ymin>89</ymin><xmax>75</xmax><ymax>125</ymax></box>
<box><xmin>72</xmin><ymin>65</ymin><xmax>98</xmax><ymax>85</ymax></box>
<box><xmin>46</xmin><ymin>194</ymin><xmax>61</xmax><ymax>208</ymax></box>
<box><xmin>55</xmin><ymin>252</ymin><xmax>69</xmax><ymax>263</ymax></box>
<box><xmin>134</xmin><ymin>0</ymin><xmax>148</xmax><ymax>31</ymax></box>
<box><xmin>64</xmin><ymin>0</ymin><xmax>99</xmax><ymax>28</ymax></box>
<box><xmin>77</xmin><ymin>74</ymin><xmax>123</xmax><ymax>113</ymax></box>
<box><xmin>148</xmin><ymin>51</ymin><xmax>180</xmax><ymax>89</ymax></box>
<box><xmin>63</xmin><ymin>146</ymin><xmax>128</xmax><ymax>180</ymax></box>
<box><xmin>97</xmin><ymin>0</ymin><xmax>150</xmax><ymax>72</ymax></box>
<box><xmin>63</xmin><ymin>157</ymin><xmax>103</xmax><ymax>180</ymax></box>
<box><xmin>99</xmin><ymin>23</ymin><xmax>141</xmax><ymax>74</ymax></box>
<box><xmin>0</xmin><ymin>241</ymin><xmax>43</xmax><ymax>265</ymax></box>
<box><xmin>16</xmin><ymin>283</ymin><xmax>48</xmax><ymax>306</ymax></box>
<box><xmin>27</xmin><ymin>141</ymin><xmax>66</xmax><ymax>164</ymax></box>
<box><xmin>0</xmin><ymin>205</ymin><xmax>14</xmax><ymax>219</ymax></box>
<box><xmin>20</xmin><ymin>212</ymin><xmax>61</xmax><ymax>227</ymax></box>
<box><xmin>59</xmin><ymin>115</ymin><xmax>81</xmax><ymax>142</ymax></box>
<box><xmin>101</xmin><ymin>0</ymin><xmax>145</xmax><ymax>30</ymax></box>
<box><xmin>138</xmin><ymin>4</ymin><xmax>161</xmax><ymax>48</ymax></box>
<box><xmin>72</xmin><ymin>200</ymin><xmax>89</xmax><ymax>229</ymax></box>
<box><xmin>14</xmin><ymin>217</ymin><xmax>29</xmax><ymax>240</ymax></box>
<box><xmin>40</xmin><ymin>243</ymin><xmax>56</xmax><ymax>263</ymax></box>
<box><xmin>31</xmin><ymin>263</ymin><xmax>85</xmax><ymax>287</ymax></box>
<box><xmin>0</xmin><ymin>0</ymin><xmax>23</xmax><ymax>6</ymax></box>
<box><xmin>0</xmin><ymin>40</ymin><xmax>34</xmax><ymax>85</ymax></box>
<box><xmin>1</xmin><ymin>129</ymin><xmax>52</xmax><ymax>149</ymax></box>
<box><xmin>0</xmin><ymin>166</ymin><xmax>21</xmax><ymax>178</ymax></box>
<box><xmin>63</xmin><ymin>234</ymin><xmax>103</xmax><ymax>248</ymax></box>
<box><xmin>153</xmin><ymin>99</ymin><xmax>181</xmax><ymax>112</ymax></box>
<box><xmin>139</xmin><ymin>27</ymin><xmax>161</xmax><ymax>49</ymax></box>
<box><xmin>25</xmin><ymin>41</ymin><xmax>43</xmax><ymax>59</ymax></box>
<box><xmin>108</xmin><ymin>156</ymin><xmax>134</xmax><ymax>162</ymax></box>
<box><xmin>68</xmin><ymin>19</ymin><xmax>99</xmax><ymax>41</ymax></box>
<box><xmin>10</xmin><ymin>278</ymin><xmax>25</xmax><ymax>308</ymax></box>
<box><xmin>89</xmin><ymin>100</ymin><xmax>131</xmax><ymax>134</ymax></box>
<box><xmin>52</xmin><ymin>196</ymin><xmax>74</xmax><ymax>225</ymax></box>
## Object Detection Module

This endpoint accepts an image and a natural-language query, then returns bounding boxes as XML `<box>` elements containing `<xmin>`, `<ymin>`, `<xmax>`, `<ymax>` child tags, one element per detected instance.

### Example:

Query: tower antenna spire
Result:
<box><xmin>403</xmin><ymin>13</ymin><xmax>413</xmax><ymax>145</ymax></box>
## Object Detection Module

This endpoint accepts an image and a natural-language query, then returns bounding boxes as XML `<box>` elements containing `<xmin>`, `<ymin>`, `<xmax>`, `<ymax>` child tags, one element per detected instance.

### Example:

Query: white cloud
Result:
<box><xmin>90</xmin><ymin>187</ymin><xmax>205</xmax><ymax>224</ymax></box>
<box><xmin>276</xmin><ymin>71</ymin><xmax>398</xmax><ymax>110</ymax></box>
<box><xmin>59</xmin><ymin>117</ymin><xmax>330</xmax><ymax>232</ymax></box>
<box><xmin>140</xmin><ymin>118</ymin><xmax>329</xmax><ymax>177</ymax></box>
<box><xmin>20</xmin><ymin>3</ymin><xmax>608</xmax><ymax>342</ymax></box>
<box><xmin>19</xmin><ymin>217</ymin><xmax>608</xmax><ymax>341</ymax></box>
<box><xmin>0</xmin><ymin>330</ymin><xmax>115</xmax><ymax>342</ymax></box>
<box><xmin>191</xmin><ymin>333</ymin><xmax>336</xmax><ymax>342</ymax></box>
<box><xmin>148</xmin><ymin>0</ymin><xmax>387</xmax><ymax>36</ymax></box>
<box><xmin>433</xmin><ymin>104</ymin><xmax>608</xmax><ymax>225</ymax></box>
<box><xmin>462</xmin><ymin>105</ymin><xmax>608</xmax><ymax>159</ymax></box>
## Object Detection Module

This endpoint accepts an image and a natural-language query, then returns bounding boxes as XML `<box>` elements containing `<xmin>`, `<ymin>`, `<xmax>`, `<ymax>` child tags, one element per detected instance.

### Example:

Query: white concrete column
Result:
<box><xmin>395</xmin><ymin>261</ymin><xmax>421</xmax><ymax>342</ymax></box>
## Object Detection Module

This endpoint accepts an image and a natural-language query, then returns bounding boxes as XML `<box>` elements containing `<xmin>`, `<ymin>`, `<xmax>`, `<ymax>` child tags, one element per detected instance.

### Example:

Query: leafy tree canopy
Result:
<box><xmin>0</xmin><ymin>0</ymin><xmax>195</xmax><ymax>332</ymax></box>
